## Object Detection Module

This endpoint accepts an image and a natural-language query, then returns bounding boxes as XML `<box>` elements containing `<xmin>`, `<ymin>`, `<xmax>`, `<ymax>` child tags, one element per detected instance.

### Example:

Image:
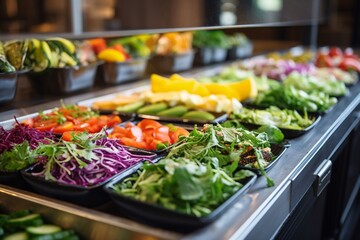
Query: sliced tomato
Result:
<box><xmin>107</xmin><ymin>115</ymin><xmax>121</xmax><ymax>127</ymax></box>
<box><xmin>53</xmin><ymin>122</ymin><xmax>74</xmax><ymax>134</ymax></box>
<box><xmin>148</xmin><ymin>139</ymin><xmax>163</xmax><ymax>150</ymax></box>
<box><xmin>112</xmin><ymin>126</ymin><xmax>128</xmax><ymax>135</ymax></box>
<box><xmin>120</xmin><ymin>137</ymin><xmax>148</xmax><ymax>149</ymax></box>
<box><xmin>62</xmin><ymin>131</ymin><xmax>82</xmax><ymax>142</ymax></box>
<box><xmin>154</xmin><ymin>132</ymin><xmax>171</xmax><ymax>144</ymax></box>
<box><xmin>138</xmin><ymin>119</ymin><xmax>162</xmax><ymax>130</ymax></box>
<box><xmin>73</xmin><ymin>123</ymin><xmax>90</xmax><ymax>131</ymax></box>
<box><xmin>86</xmin><ymin>117</ymin><xmax>99</xmax><ymax>126</ymax></box>
<box><xmin>35</xmin><ymin>122</ymin><xmax>58</xmax><ymax>132</ymax></box>
<box><xmin>129</xmin><ymin>126</ymin><xmax>143</xmax><ymax>139</ymax></box>
<box><xmin>171</xmin><ymin>128</ymin><xmax>190</xmax><ymax>143</ymax></box>
<box><xmin>86</xmin><ymin>124</ymin><xmax>101</xmax><ymax>133</ymax></box>
<box><xmin>108</xmin><ymin>132</ymin><xmax>127</xmax><ymax>139</ymax></box>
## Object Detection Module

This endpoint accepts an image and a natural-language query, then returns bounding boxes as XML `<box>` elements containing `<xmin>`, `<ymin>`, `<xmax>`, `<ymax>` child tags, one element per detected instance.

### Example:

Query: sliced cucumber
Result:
<box><xmin>116</xmin><ymin>101</ymin><xmax>145</xmax><ymax>113</ymax></box>
<box><xmin>6</xmin><ymin>214</ymin><xmax>43</xmax><ymax>228</ymax></box>
<box><xmin>27</xmin><ymin>225</ymin><xmax>61</xmax><ymax>236</ymax></box>
<box><xmin>30</xmin><ymin>230</ymin><xmax>76</xmax><ymax>240</ymax></box>
<box><xmin>3</xmin><ymin>232</ymin><xmax>28</xmax><ymax>240</ymax></box>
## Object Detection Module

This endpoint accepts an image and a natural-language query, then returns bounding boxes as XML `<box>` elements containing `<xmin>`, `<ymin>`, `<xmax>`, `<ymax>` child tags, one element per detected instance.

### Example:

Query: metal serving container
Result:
<box><xmin>99</xmin><ymin>58</ymin><xmax>148</xmax><ymax>85</ymax></box>
<box><xmin>27</xmin><ymin>61</ymin><xmax>103</xmax><ymax>94</ymax></box>
<box><xmin>0</xmin><ymin>69</ymin><xmax>27</xmax><ymax>104</ymax></box>
<box><xmin>147</xmin><ymin>51</ymin><xmax>195</xmax><ymax>73</ymax></box>
<box><xmin>194</xmin><ymin>47</ymin><xmax>228</xmax><ymax>65</ymax></box>
<box><xmin>227</xmin><ymin>43</ymin><xmax>253</xmax><ymax>60</ymax></box>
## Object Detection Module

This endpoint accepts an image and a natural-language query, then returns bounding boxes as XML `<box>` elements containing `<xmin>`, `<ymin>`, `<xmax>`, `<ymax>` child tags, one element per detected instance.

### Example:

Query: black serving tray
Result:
<box><xmin>136</xmin><ymin>112</ymin><xmax>228</xmax><ymax>125</ymax></box>
<box><xmin>21</xmin><ymin>148</ymin><xmax>157</xmax><ymax>207</ymax></box>
<box><xmin>230</xmin><ymin>114</ymin><xmax>322</xmax><ymax>139</ymax></box>
<box><xmin>103</xmin><ymin>166</ymin><xmax>257</xmax><ymax>230</ymax></box>
<box><xmin>0</xmin><ymin>170</ymin><xmax>28</xmax><ymax>189</ymax></box>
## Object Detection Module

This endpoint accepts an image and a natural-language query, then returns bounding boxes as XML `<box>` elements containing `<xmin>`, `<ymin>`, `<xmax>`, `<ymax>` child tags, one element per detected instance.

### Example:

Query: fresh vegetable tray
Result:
<box><xmin>109</xmin><ymin>119</ymin><xmax>193</xmax><ymax>153</ymax></box>
<box><xmin>103</xmin><ymin>163</ymin><xmax>257</xmax><ymax>230</ymax></box>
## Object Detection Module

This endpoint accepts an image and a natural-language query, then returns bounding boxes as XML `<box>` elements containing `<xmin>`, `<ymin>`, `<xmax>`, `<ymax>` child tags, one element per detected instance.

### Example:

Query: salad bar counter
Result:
<box><xmin>1</xmin><ymin>45</ymin><xmax>360</xmax><ymax>239</ymax></box>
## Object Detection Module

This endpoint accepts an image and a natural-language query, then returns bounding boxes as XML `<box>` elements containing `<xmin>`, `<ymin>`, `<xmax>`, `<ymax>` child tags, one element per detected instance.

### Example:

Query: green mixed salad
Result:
<box><xmin>253</xmin><ymin>85</ymin><xmax>337</xmax><ymax>113</ymax></box>
<box><xmin>284</xmin><ymin>72</ymin><xmax>347</xmax><ymax>97</ymax></box>
<box><xmin>231</xmin><ymin>106</ymin><xmax>315</xmax><ymax>130</ymax></box>
<box><xmin>112</xmin><ymin>157</ymin><xmax>255</xmax><ymax>217</ymax></box>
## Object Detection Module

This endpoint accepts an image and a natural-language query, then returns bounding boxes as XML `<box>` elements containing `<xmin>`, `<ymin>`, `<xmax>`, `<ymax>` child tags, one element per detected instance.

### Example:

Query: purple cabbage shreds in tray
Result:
<box><xmin>0</xmin><ymin>122</ymin><xmax>55</xmax><ymax>154</ymax></box>
<box><xmin>31</xmin><ymin>132</ymin><xmax>156</xmax><ymax>187</ymax></box>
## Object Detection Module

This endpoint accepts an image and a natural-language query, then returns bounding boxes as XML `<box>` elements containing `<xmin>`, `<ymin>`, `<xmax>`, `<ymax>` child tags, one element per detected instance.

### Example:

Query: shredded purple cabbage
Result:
<box><xmin>34</xmin><ymin>137</ymin><xmax>156</xmax><ymax>187</ymax></box>
<box><xmin>0</xmin><ymin>123</ymin><xmax>55</xmax><ymax>154</ymax></box>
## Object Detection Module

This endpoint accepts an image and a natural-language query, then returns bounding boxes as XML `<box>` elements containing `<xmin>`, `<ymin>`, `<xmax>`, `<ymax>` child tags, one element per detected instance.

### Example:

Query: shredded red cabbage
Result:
<box><xmin>0</xmin><ymin>123</ymin><xmax>55</xmax><ymax>154</ymax></box>
<box><xmin>33</xmin><ymin>137</ymin><xmax>156</xmax><ymax>187</ymax></box>
<box><xmin>240</xmin><ymin>58</ymin><xmax>315</xmax><ymax>81</ymax></box>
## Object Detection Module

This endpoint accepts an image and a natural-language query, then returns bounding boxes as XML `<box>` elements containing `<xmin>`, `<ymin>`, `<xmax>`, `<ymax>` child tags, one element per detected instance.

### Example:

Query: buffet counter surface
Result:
<box><xmin>1</xmin><ymin>63</ymin><xmax>360</xmax><ymax>240</ymax></box>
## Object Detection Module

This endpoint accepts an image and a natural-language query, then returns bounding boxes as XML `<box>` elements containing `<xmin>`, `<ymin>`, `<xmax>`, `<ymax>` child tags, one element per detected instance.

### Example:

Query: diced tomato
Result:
<box><xmin>53</xmin><ymin>122</ymin><xmax>74</xmax><ymax>134</ymax></box>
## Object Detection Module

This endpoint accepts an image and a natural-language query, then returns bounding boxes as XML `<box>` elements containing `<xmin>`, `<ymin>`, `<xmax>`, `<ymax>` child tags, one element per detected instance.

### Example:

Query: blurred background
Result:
<box><xmin>0</xmin><ymin>0</ymin><xmax>359</xmax><ymax>48</ymax></box>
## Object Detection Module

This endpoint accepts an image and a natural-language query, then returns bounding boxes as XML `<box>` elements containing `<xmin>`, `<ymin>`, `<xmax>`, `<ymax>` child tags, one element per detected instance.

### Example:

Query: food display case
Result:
<box><xmin>1</xmin><ymin>0</ymin><xmax>360</xmax><ymax>239</ymax></box>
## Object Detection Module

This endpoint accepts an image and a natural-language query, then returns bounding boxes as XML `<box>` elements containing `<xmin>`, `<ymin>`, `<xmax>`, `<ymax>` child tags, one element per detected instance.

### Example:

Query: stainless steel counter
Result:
<box><xmin>1</xmin><ymin>65</ymin><xmax>360</xmax><ymax>240</ymax></box>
